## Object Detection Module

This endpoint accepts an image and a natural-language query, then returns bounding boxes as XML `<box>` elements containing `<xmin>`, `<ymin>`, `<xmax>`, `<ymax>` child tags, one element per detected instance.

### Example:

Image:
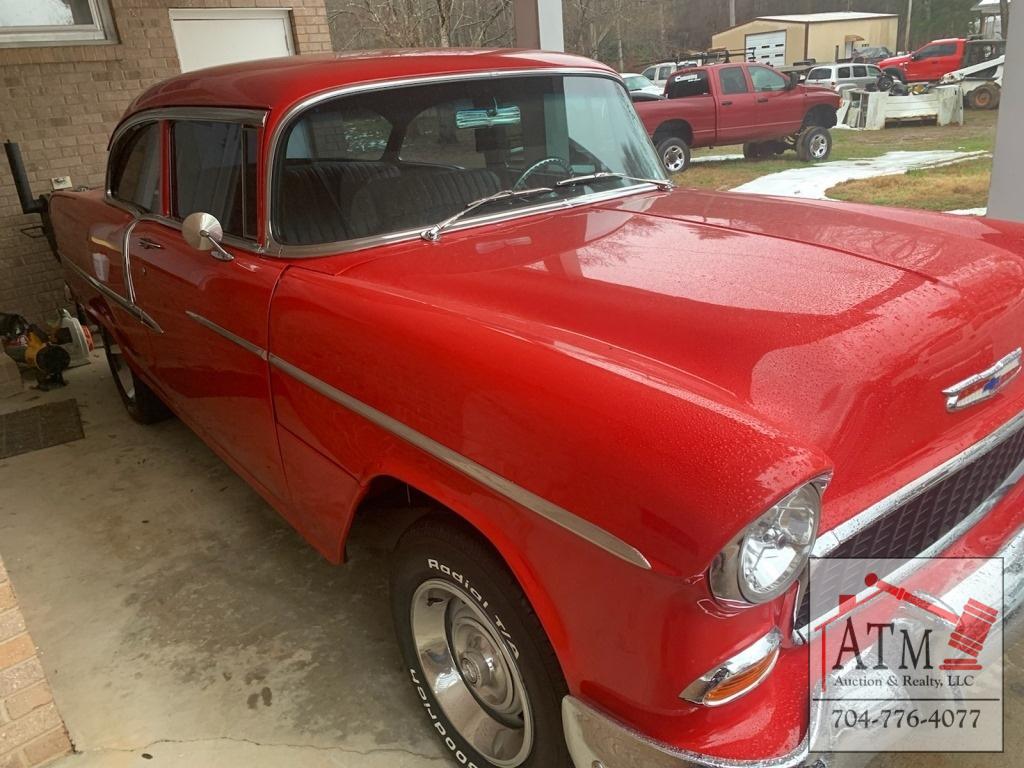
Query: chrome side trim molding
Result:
<box><xmin>812</xmin><ymin>408</ymin><xmax>1024</xmax><ymax>557</ymax></box>
<box><xmin>185</xmin><ymin>311</ymin><xmax>268</xmax><ymax>360</ymax></box>
<box><xmin>268</xmin><ymin>354</ymin><xmax>652</xmax><ymax>570</ymax></box>
<box><xmin>63</xmin><ymin>257</ymin><xmax>163</xmax><ymax>334</ymax></box>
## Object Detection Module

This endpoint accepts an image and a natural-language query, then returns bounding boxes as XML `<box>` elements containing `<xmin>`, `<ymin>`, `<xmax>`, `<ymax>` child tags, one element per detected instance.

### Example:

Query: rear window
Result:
<box><xmin>666</xmin><ymin>71</ymin><xmax>710</xmax><ymax>98</ymax></box>
<box><xmin>806</xmin><ymin>68</ymin><xmax>832</xmax><ymax>80</ymax></box>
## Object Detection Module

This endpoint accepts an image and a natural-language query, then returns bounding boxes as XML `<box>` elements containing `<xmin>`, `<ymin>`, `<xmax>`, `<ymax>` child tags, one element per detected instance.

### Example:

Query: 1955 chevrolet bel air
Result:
<box><xmin>37</xmin><ymin>49</ymin><xmax>1024</xmax><ymax>767</ymax></box>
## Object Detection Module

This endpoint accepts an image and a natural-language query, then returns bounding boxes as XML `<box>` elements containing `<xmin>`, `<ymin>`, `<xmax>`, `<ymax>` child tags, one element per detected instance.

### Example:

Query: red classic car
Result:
<box><xmin>633</xmin><ymin>62</ymin><xmax>841</xmax><ymax>172</ymax></box>
<box><xmin>33</xmin><ymin>49</ymin><xmax>1024</xmax><ymax>768</ymax></box>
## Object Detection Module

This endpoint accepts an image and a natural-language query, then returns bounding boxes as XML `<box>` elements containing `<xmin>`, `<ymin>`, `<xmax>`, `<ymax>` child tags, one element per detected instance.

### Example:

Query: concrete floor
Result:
<box><xmin>0</xmin><ymin>354</ymin><xmax>1020</xmax><ymax>767</ymax></box>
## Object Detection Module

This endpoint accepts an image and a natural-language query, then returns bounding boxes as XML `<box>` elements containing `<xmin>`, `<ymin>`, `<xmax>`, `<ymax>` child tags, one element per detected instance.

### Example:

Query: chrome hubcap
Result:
<box><xmin>108</xmin><ymin>343</ymin><xmax>135</xmax><ymax>401</ymax></box>
<box><xmin>810</xmin><ymin>134</ymin><xmax>829</xmax><ymax>159</ymax></box>
<box><xmin>663</xmin><ymin>146</ymin><xmax>686</xmax><ymax>171</ymax></box>
<box><xmin>411</xmin><ymin>580</ymin><xmax>533</xmax><ymax>766</ymax></box>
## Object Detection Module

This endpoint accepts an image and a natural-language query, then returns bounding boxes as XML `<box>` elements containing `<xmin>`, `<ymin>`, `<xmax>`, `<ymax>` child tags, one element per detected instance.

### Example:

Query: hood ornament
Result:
<box><xmin>942</xmin><ymin>348</ymin><xmax>1022</xmax><ymax>412</ymax></box>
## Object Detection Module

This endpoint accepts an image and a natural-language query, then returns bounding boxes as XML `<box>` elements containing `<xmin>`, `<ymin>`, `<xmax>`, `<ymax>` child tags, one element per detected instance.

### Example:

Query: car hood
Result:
<box><xmin>879</xmin><ymin>54</ymin><xmax>911</xmax><ymax>68</ymax></box>
<box><xmin>334</xmin><ymin>189</ymin><xmax>1024</xmax><ymax>522</ymax></box>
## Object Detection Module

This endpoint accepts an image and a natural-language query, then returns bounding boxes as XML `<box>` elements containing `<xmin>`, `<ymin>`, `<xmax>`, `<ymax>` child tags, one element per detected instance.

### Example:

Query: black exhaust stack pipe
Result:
<box><xmin>4</xmin><ymin>140</ymin><xmax>59</xmax><ymax>261</ymax></box>
<box><xmin>4</xmin><ymin>141</ymin><xmax>45</xmax><ymax>215</ymax></box>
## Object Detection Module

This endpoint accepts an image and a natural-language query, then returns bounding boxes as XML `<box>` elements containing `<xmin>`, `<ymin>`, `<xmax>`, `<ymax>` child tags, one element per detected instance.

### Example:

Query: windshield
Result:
<box><xmin>624</xmin><ymin>75</ymin><xmax>653</xmax><ymax>90</ymax></box>
<box><xmin>273</xmin><ymin>74</ymin><xmax>664</xmax><ymax>247</ymax></box>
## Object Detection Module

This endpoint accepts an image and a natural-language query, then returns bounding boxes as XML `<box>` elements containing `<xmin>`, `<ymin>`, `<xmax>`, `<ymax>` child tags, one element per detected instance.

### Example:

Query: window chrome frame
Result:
<box><xmin>105</xmin><ymin>107</ymin><xmax>268</xmax><ymax>252</ymax></box>
<box><xmin>0</xmin><ymin>0</ymin><xmax>118</xmax><ymax>48</ymax></box>
<box><xmin>262</xmin><ymin>68</ymin><xmax>666</xmax><ymax>259</ymax></box>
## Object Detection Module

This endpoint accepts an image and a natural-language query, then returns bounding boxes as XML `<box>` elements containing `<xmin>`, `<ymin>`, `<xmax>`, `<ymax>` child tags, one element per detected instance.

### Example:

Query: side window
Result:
<box><xmin>806</xmin><ymin>68</ymin><xmax>830</xmax><ymax>80</ymax></box>
<box><xmin>641</xmin><ymin>67</ymin><xmax>655</xmax><ymax>80</ymax></box>
<box><xmin>749</xmin><ymin>66</ymin><xmax>788</xmax><ymax>92</ymax></box>
<box><xmin>853</xmin><ymin>65</ymin><xmax>867</xmax><ymax>77</ymax></box>
<box><xmin>837</xmin><ymin>66</ymin><xmax>851</xmax><ymax>78</ymax></box>
<box><xmin>658</xmin><ymin>65</ymin><xmax>673</xmax><ymax>80</ymax></box>
<box><xmin>719</xmin><ymin>67</ymin><xmax>749</xmax><ymax>95</ymax></box>
<box><xmin>868</xmin><ymin>65</ymin><xmax>881</xmax><ymax>77</ymax></box>
<box><xmin>109</xmin><ymin>122</ymin><xmax>161</xmax><ymax>213</ymax></box>
<box><xmin>172</xmin><ymin>121</ymin><xmax>259</xmax><ymax>240</ymax></box>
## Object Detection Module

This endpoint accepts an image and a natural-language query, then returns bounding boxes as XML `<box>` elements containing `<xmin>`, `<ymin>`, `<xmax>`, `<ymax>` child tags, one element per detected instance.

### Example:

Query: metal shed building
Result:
<box><xmin>711</xmin><ymin>11</ymin><xmax>900</xmax><ymax>67</ymax></box>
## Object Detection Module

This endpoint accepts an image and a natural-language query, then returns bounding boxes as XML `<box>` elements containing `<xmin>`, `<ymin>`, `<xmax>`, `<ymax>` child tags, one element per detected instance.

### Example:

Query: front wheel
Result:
<box><xmin>656</xmin><ymin>136</ymin><xmax>691</xmax><ymax>173</ymax></box>
<box><xmin>390</xmin><ymin>517</ymin><xmax>570</xmax><ymax>768</ymax></box>
<box><xmin>797</xmin><ymin>127</ymin><xmax>833</xmax><ymax>162</ymax></box>
<box><xmin>968</xmin><ymin>83</ymin><xmax>1000</xmax><ymax>110</ymax></box>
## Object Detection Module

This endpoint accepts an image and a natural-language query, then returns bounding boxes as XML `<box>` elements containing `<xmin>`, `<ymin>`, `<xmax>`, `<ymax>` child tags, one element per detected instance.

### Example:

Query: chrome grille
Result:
<box><xmin>796</xmin><ymin>420</ymin><xmax>1024</xmax><ymax>631</ymax></box>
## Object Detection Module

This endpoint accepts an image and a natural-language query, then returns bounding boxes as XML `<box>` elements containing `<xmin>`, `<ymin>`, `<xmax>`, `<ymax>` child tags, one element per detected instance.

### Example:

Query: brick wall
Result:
<box><xmin>0</xmin><ymin>557</ymin><xmax>71</xmax><ymax>768</ymax></box>
<box><xmin>0</xmin><ymin>0</ymin><xmax>332</xmax><ymax>325</ymax></box>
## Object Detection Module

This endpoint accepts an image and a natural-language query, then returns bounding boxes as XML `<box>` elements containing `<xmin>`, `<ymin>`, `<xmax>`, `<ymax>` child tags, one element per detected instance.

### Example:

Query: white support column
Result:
<box><xmin>988</xmin><ymin>18</ymin><xmax>1022</xmax><ymax>221</ymax></box>
<box><xmin>512</xmin><ymin>0</ymin><xmax>564</xmax><ymax>51</ymax></box>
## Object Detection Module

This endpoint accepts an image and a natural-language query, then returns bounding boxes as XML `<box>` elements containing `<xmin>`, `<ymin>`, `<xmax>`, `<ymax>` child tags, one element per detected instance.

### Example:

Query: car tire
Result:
<box><xmin>656</xmin><ymin>136</ymin><xmax>690</xmax><ymax>173</ymax></box>
<box><xmin>797</xmin><ymin>127</ymin><xmax>832</xmax><ymax>162</ymax></box>
<box><xmin>969</xmin><ymin>83</ymin><xmax>1000</xmax><ymax>110</ymax></box>
<box><xmin>390</xmin><ymin>516</ymin><xmax>571</xmax><ymax>768</ymax></box>
<box><xmin>102</xmin><ymin>329</ymin><xmax>170</xmax><ymax>424</ymax></box>
<box><xmin>742</xmin><ymin>142</ymin><xmax>764</xmax><ymax>160</ymax></box>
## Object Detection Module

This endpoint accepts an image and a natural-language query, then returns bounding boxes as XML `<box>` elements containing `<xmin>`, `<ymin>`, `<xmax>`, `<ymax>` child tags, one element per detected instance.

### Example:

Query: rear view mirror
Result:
<box><xmin>455</xmin><ymin>104</ymin><xmax>521</xmax><ymax>129</ymax></box>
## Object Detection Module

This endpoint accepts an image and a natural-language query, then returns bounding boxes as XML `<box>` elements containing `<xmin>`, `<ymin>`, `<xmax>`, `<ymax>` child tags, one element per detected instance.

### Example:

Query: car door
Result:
<box><xmin>715</xmin><ymin>66</ymin><xmax>760</xmax><ymax>142</ymax></box>
<box><xmin>90</xmin><ymin>121</ymin><xmax>163</xmax><ymax>373</ymax></box>
<box><xmin>746</xmin><ymin>65</ymin><xmax>799</xmax><ymax>138</ymax></box>
<box><xmin>127</xmin><ymin>114</ymin><xmax>290</xmax><ymax>502</ymax></box>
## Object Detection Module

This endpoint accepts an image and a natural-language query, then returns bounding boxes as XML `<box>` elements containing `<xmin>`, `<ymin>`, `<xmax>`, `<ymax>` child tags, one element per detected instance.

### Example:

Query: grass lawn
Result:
<box><xmin>674</xmin><ymin>110</ymin><xmax>999</xmax><ymax>202</ymax></box>
<box><xmin>826</xmin><ymin>156</ymin><xmax>992</xmax><ymax>211</ymax></box>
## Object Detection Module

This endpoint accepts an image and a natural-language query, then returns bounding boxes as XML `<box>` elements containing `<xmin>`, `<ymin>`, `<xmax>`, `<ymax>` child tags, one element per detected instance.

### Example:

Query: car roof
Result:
<box><xmin>123</xmin><ymin>48</ymin><xmax>614</xmax><ymax>122</ymax></box>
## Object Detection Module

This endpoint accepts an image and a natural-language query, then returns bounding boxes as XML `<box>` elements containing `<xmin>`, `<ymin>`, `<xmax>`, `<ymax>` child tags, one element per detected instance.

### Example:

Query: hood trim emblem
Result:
<box><xmin>942</xmin><ymin>348</ymin><xmax>1022</xmax><ymax>412</ymax></box>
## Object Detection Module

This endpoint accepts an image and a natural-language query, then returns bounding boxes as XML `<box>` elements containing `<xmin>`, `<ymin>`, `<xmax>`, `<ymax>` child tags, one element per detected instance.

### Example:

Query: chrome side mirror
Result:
<box><xmin>182</xmin><ymin>212</ymin><xmax>233</xmax><ymax>262</ymax></box>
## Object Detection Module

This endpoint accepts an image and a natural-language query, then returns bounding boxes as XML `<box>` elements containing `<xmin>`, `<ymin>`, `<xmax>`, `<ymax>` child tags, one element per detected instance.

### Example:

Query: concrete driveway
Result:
<box><xmin>0</xmin><ymin>353</ymin><xmax>445</xmax><ymax>767</ymax></box>
<box><xmin>0</xmin><ymin>354</ymin><xmax>1020</xmax><ymax>767</ymax></box>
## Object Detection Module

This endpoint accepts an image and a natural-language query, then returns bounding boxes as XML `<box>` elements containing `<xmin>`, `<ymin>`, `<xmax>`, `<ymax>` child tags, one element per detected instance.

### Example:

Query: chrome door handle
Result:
<box><xmin>137</xmin><ymin>237</ymin><xmax>163</xmax><ymax>250</ymax></box>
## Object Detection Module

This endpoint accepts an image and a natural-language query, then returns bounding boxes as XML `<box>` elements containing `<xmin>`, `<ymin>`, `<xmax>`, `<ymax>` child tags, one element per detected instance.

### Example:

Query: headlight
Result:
<box><xmin>710</xmin><ymin>477</ymin><xmax>828</xmax><ymax>606</ymax></box>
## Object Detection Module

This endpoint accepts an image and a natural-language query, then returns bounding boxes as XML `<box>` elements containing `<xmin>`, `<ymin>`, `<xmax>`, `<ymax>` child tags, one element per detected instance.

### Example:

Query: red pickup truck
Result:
<box><xmin>8</xmin><ymin>48</ymin><xmax>1024</xmax><ymax>768</ymax></box>
<box><xmin>634</xmin><ymin>62</ymin><xmax>841</xmax><ymax>172</ymax></box>
<box><xmin>878</xmin><ymin>37</ymin><xmax>1006</xmax><ymax>83</ymax></box>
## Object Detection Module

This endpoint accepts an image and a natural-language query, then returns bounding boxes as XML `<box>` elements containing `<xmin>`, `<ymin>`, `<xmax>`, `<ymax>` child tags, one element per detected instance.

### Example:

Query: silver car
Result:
<box><xmin>805</xmin><ymin>63</ymin><xmax>882</xmax><ymax>92</ymax></box>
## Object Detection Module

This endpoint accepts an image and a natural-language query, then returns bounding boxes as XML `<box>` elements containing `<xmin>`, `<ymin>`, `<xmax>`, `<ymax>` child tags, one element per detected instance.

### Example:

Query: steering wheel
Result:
<box><xmin>512</xmin><ymin>156</ymin><xmax>573</xmax><ymax>190</ymax></box>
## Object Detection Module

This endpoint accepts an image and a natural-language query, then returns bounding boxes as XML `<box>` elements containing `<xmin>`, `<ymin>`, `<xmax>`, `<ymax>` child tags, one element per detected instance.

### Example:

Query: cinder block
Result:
<box><xmin>0</xmin><ymin>355</ymin><xmax>21</xmax><ymax>398</ymax></box>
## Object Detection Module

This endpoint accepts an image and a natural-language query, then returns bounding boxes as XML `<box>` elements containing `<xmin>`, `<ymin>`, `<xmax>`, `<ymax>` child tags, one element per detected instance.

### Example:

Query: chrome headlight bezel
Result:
<box><xmin>709</xmin><ymin>474</ymin><xmax>831</xmax><ymax>606</ymax></box>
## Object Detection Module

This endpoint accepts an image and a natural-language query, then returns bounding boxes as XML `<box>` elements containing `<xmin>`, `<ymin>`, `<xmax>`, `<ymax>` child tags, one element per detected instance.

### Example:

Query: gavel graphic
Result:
<box><xmin>864</xmin><ymin>573</ymin><xmax>999</xmax><ymax>671</ymax></box>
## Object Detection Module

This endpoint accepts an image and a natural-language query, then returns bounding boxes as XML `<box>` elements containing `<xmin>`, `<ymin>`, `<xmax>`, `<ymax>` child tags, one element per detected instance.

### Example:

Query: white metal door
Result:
<box><xmin>169</xmin><ymin>8</ymin><xmax>295</xmax><ymax>73</ymax></box>
<box><xmin>745</xmin><ymin>30</ymin><xmax>786</xmax><ymax>66</ymax></box>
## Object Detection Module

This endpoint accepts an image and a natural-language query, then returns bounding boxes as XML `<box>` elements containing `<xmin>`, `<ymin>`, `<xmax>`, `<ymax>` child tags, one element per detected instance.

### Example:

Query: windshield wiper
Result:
<box><xmin>555</xmin><ymin>171</ymin><xmax>674</xmax><ymax>191</ymax></box>
<box><xmin>421</xmin><ymin>186</ymin><xmax>554</xmax><ymax>242</ymax></box>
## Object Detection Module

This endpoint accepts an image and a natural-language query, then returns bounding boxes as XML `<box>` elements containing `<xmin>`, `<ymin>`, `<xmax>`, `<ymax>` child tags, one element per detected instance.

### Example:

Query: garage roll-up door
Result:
<box><xmin>169</xmin><ymin>8</ymin><xmax>295</xmax><ymax>73</ymax></box>
<box><xmin>745</xmin><ymin>30</ymin><xmax>786</xmax><ymax>67</ymax></box>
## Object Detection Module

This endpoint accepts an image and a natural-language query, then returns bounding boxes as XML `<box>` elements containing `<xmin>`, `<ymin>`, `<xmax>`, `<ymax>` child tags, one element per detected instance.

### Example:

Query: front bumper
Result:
<box><xmin>563</xmin><ymin>524</ymin><xmax>1024</xmax><ymax>768</ymax></box>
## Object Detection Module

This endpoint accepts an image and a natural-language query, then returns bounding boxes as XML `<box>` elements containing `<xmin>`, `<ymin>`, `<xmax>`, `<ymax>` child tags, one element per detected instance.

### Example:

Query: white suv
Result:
<box><xmin>641</xmin><ymin>60</ymin><xmax>699</xmax><ymax>88</ymax></box>
<box><xmin>805</xmin><ymin>63</ymin><xmax>882</xmax><ymax>92</ymax></box>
